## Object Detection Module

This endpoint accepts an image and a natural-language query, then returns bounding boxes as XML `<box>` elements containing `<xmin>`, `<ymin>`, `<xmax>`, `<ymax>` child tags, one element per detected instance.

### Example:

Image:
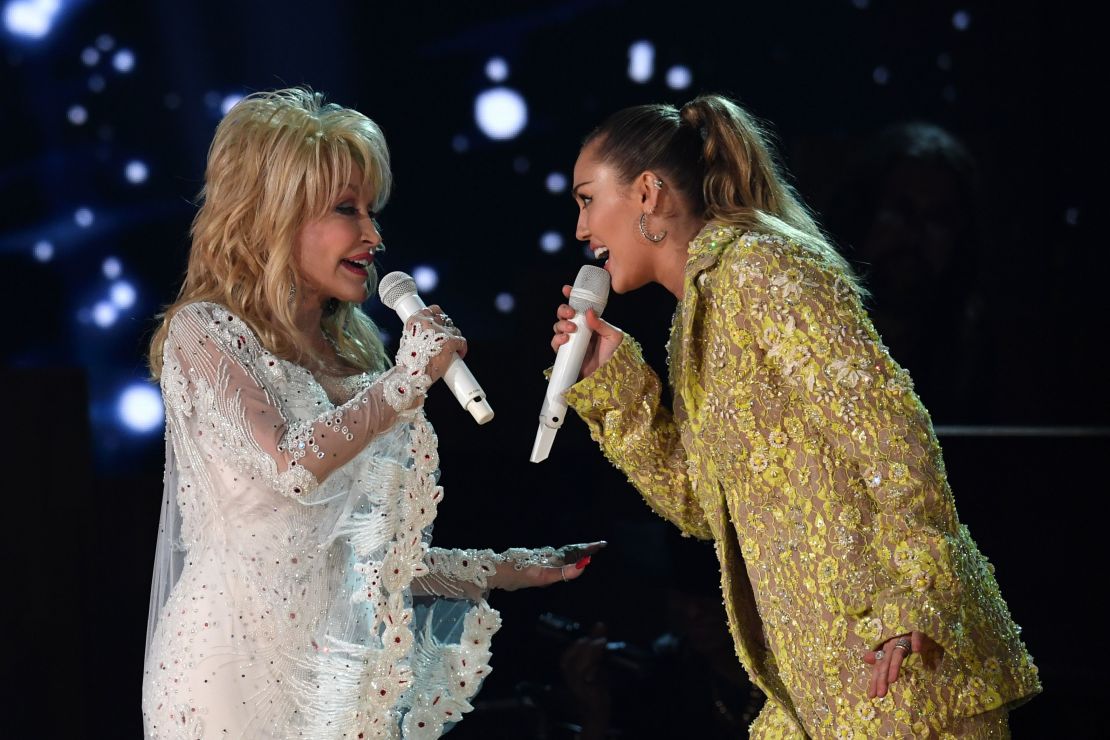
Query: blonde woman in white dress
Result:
<box><xmin>141</xmin><ymin>88</ymin><xmax>600</xmax><ymax>739</ymax></box>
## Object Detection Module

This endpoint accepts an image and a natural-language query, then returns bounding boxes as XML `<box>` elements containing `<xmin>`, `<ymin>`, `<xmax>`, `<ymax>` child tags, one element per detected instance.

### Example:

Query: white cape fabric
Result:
<box><xmin>142</xmin><ymin>302</ymin><xmax>502</xmax><ymax>739</ymax></box>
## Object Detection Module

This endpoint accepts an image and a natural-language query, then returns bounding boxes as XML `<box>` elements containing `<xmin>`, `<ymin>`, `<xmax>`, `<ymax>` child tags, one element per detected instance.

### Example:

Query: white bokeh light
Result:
<box><xmin>540</xmin><ymin>231</ymin><xmax>563</xmax><ymax>254</ymax></box>
<box><xmin>81</xmin><ymin>46</ymin><xmax>99</xmax><ymax>65</ymax></box>
<box><xmin>95</xmin><ymin>33</ymin><xmax>114</xmax><ymax>51</ymax></box>
<box><xmin>102</xmin><ymin>256</ymin><xmax>121</xmax><ymax>279</ymax></box>
<box><xmin>628</xmin><ymin>40</ymin><xmax>654</xmax><ymax>83</ymax></box>
<box><xmin>33</xmin><ymin>240</ymin><xmax>53</xmax><ymax>262</ymax></box>
<box><xmin>112</xmin><ymin>48</ymin><xmax>135</xmax><ymax>73</ymax></box>
<box><xmin>513</xmin><ymin>156</ymin><xmax>530</xmax><ymax>174</ymax></box>
<box><xmin>666</xmin><ymin>65</ymin><xmax>693</xmax><ymax>90</ymax></box>
<box><xmin>937</xmin><ymin>52</ymin><xmax>953</xmax><ymax>71</ymax></box>
<box><xmin>75</xmin><ymin>207</ymin><xmax>94</xmax><ymax>228</ymax></box>
<box><xmin>494</xmin><ymin>292</ymin><xmax>515</xmax><ymax>313</ymax></box>
<box><xmin>67</xmin><ymin>104</ymin><xmax>87</xmax><ymax>125</ymax></box>
<box><xmin>1065</xmin><ymin>208</ymin><xmax>1079</xmax><ymax>226</ymax></box>
<box><xmin>413</xmin><ymin>265</ymin><xmax>439</xmax><ymax>292</ymax></box>
<box><xmin>873</xmin><ymin>66</ymin><xmax>891</xmax><ymax>85</ymax></box>
<box><xmin>545</xmin><ymin>172</ymin><xmax>567</xmax><ymax>193</ymax></box>
<box><xmin>851</xmin><ymin>0</ymin><xmax>870</xmax><ymax>8</ymax></box>
<box><xmin>3</xmin><ymin>0</ymin><xmax>61</xmax><ymax>39</ymax></box>
<box><xmin>111</xmin><ymin>280</ymin><xmax>136</xmax><ymax>309</ymax></box>
<box><xmin>118</xmin><ymin>383</ymin><xmax>164</xmax><ymax>433</ymax></box>
<box><xmin>93</xmin><ymin>300</ymin><xmax>118</xmax><ymax>328</ymax></box>
<box><xmin>88</xmin><ymin>74</ymin><xmax>105</xmax><ymax>93</ymax></box>
<box><xmin>125</xmin><ymin>160</ymin><xmax>148</xmax><ymax>184</ymax></box>
<box><xmin>221</xmin><ymin>93</ymin><xmax>244</xmax><ymax>116</ymax></box>
<box><xmin>485</xmin><ymin>56</ymin><xmax>508</xmax><ymax>82</ymax></box>
<box><xmin>953</xmin><ymin>10</ymin><xmax>971</xmax><ymax>31</ymax></box>
<box><xmin>451</xmin><ymin>134</ymin><xmax>469</xmax><ymax>153</ymax></box>
<box><xmin>474</xmin><ymin>87</ymin><xmax>528</xmax><ymax>140</ymax></box>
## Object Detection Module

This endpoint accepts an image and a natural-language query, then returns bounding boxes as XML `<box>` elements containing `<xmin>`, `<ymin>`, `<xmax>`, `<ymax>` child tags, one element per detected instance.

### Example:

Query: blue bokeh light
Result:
<box><xmin>3</xmin><ymin>0</ymin><xmax>61</xmax><ymax>40</ymax></box>
<box><xmin>118</xmin><ymin>383</ymin><xmax>164</xmax><ymax>433</ymax></box>
<box><xmin>111</xmin><ymin>280</ymin><xmax>136</xmax><ymax>309</ymax></box>
<box><xmin>93</xmin><ymin>300</ymin><xmax>118</xmax><ymax>328</ymax></box>
<box><xmin>540</xmin><ymin>231</ymin><xmax>563</xmax><ymax>254</ymax></box>
<box><xmin>628</xmin><ymin>40</ymin><xmax>654</xmax><ymax>83</ymax></box>
<box><xmin>485</xmin><ymin>57</ymin><xmax>508</xmax><ymax>82</ymax></box>
<box><xmin>474</xmin><ymin>87</ymin><xmax>528</xmax><ymax>140</ymax></box>
<box><xmin>413</xmin><ymin>265</ymin><xmax>439</xmax><ymax>292</ymax></box>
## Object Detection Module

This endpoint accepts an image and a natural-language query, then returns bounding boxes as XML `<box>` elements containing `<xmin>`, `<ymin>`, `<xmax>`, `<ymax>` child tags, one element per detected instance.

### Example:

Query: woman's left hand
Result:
<box><xmin>863</xmin><ymin>631</ymin><xmax>943</xmax><ymax>698</ymax></box>
<box><xmin>488</xmin><ymin>541</ymin><xmax>606</xmax><ymax>591</ymax></box>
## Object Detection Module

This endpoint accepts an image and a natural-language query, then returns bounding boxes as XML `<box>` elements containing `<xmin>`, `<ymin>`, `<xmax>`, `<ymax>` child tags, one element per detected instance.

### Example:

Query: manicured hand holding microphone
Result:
<box><xmin>405</xmin><ymin>304</ymin><xmax>468</xmax><ymax>383</ymax></box>
<box><xmin>550</xmin><ymin>284</ymin><xmax>624</xmax><ymax>379</ymax></box>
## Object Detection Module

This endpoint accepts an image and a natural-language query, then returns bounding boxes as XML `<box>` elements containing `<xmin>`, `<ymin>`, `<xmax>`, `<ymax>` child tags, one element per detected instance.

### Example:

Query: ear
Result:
<box><xmin>635</xmin><ymin>170</ymin><xmax>664</xmax><ymax>213</ymax></box>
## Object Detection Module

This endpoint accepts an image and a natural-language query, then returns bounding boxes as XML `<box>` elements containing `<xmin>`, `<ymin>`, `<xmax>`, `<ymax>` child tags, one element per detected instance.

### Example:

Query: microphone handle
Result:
<box><xmin>391</xmin><ymin>293</ymin><xmax>493</xmax><ymax>424</ymax></box>
<box><xmin>541</xmin><ymin>311</ymin><xmax>592</xmax><ymax>430</ymax></box>
<box><xmin>530</xmin><ymin>312</ymin><xmax>592</xmax><ymax>462</ymax></box>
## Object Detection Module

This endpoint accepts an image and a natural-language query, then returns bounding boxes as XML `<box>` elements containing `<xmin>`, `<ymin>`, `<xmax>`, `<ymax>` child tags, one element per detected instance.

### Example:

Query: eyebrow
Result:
<box><xmin>571</xmin><ymin>180</ymin><xmax>593</xmax><ymax>196</ymax></box>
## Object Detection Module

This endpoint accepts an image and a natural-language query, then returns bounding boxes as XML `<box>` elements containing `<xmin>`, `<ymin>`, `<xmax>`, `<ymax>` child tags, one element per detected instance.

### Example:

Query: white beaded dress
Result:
<box><xmin>142</xmin><ymin>302</ymin><xmax>533</xmax><ymax>739</ymax></box>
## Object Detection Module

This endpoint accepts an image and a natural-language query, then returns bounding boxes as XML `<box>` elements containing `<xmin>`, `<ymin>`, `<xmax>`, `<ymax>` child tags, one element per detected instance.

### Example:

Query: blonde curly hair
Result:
<box><xmin>148</xmin><ymin>87</ymin><xmax>391</xmax><ymax>379</ymax></box>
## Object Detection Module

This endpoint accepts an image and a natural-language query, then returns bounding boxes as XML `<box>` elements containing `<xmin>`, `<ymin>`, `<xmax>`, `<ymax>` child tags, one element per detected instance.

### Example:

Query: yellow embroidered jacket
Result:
<box><xmin>564</xmin><ymin>225</ymin><xmax>1040</xmax><ymax>737</ymax></box>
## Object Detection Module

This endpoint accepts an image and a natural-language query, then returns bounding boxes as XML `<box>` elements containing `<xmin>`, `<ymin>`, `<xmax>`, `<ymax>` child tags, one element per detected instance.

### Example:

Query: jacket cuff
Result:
<box><xmin>562</xmin><ymin>337</ymin><xmax>646</xmax><ymax>420</ymax></box>
<box><xmin>853</xmin><ymin>590</ymin><xmax>962</xmax><ymax>658</ymax></box>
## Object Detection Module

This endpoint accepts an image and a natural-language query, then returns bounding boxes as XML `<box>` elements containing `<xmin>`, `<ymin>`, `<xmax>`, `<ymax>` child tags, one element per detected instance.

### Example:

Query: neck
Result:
<box><xmin>656</xmin><ymin>217</ymin><xmax>707</xmax><ymax>299</ymax></box>
<box><xmin>294</xmin><ymin>303</ymin><xmax>324</xmax><ymax>336</ymax></box>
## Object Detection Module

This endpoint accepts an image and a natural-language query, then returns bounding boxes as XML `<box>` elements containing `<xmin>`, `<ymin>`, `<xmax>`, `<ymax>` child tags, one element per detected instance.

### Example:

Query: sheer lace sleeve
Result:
<box><xmin>412</xmin><ymin>546</ymin><xmax>572</xmax><ymax>599</ymax></box>
<box><xmin>161</xmin><ymin>302</ymin><xmax>442</xmax><ymax>497</ymax></box>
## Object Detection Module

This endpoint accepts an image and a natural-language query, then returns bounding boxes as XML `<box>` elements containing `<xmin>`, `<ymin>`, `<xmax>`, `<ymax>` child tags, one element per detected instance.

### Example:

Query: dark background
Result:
<box><xmin>1</xmin><ymin>0</ymin><xmax>1102</xmax><ymax>736</ymax></box>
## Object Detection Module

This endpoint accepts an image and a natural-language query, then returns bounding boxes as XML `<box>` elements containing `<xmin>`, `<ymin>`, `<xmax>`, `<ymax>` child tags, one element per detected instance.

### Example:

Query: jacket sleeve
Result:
<box><xmin>725</xmin><ymin>238</ymin><xmax>972</xmax><ymax>656</ymax></box>
<box><xmin>161</xmin><ymin>303</ymin><xmax>437</xmax><ymax>498</ymax></box>
<box><xmin>563</xmin><ymin>337</ymin><xmax>712</xmax><ymax>540</ymax></box>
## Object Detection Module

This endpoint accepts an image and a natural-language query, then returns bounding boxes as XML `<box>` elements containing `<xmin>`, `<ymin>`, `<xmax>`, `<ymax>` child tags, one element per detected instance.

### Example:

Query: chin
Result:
<box><xmin>610</xmin><ymin>274</ymin><xmax>646</xmax><ymax>295</ymax></box>
<box><xmin>341</xmin><ymin>286</ymin><xmax>370</xmax><ymax>304</ymax></box>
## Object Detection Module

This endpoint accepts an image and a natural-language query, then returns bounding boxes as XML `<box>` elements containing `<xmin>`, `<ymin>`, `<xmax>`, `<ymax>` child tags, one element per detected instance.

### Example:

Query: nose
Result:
<box><xmin>361</xmin><ymin>214</ymin><xmax>382</xmax><ymax>248</ymax></box>
<box><xmin>575</xmin><ymin>209</ymin><xmax>589</xmax><ymax>242</ymax></box>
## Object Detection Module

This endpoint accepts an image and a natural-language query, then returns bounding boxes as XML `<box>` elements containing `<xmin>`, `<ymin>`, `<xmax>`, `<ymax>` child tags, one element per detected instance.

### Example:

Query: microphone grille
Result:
<box><xmin>378</xmin><ymin>271</ymin><xmax>417</xmax><ymax>309</ymax></box>
<box><xmin>568</xmin><ymin>265</ymin><xmax>611</xmax><ymax>316</ymax></box>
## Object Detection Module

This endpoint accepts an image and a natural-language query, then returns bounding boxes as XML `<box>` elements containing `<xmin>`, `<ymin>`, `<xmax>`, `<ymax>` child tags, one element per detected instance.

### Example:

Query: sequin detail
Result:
<box><xmin>563</xmin><ymin>227</ymin><xmax>1040</xmax><ymax>737</ymax></box>
<box><xmin>142</xmin><ymin>302</ymin><xmax>511</xmax><ymax>739</ymax></box>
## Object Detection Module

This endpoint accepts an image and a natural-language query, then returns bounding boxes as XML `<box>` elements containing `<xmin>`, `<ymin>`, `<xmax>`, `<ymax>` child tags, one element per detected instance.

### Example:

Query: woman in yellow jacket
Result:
<box><xmin>550</xmin><ymin>95</ymin><xmax>1040</xmax><ymax>738</ymax></box>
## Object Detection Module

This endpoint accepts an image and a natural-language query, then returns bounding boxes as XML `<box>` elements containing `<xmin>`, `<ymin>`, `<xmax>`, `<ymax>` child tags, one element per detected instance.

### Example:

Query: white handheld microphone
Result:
<box><xmin>530</xmin><ymin>265</ymin><xmax>610</xmax><ymax>462</ymax></box>
<box><xmin>378</xmin><ymin>271</ymin><xmax>494</xmax><ymax>424</ymax></box>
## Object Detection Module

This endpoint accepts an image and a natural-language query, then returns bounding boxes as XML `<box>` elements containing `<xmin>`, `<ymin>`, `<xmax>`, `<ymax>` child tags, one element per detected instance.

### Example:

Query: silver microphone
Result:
<box><xmin>378</xmin><ymin>271</ymin><xmax>494</xmax><ymax>424</ymax></box>
<box><xmin>530</xmin><ymin>265</ymin><xmax>610</xmax><ymax>462</ymax></box>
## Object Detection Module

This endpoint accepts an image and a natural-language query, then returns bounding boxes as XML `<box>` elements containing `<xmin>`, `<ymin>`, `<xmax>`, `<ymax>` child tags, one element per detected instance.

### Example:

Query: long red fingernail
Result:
<box><xmin>575</xmin><ymin>556</ymin><xmax>591</xmax><ymax>570</ymax></box>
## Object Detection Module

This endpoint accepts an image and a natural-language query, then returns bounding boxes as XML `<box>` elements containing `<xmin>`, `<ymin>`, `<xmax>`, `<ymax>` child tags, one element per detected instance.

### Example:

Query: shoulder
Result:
<box><xmin>165</xmin><ymin>301</ymin><xmax>271</xmax><ymax>364</ymax></box>
<box><xmin>702</xmin><ymin>229</ymin><xmax>856</xmax><ymax>307</ymax></box>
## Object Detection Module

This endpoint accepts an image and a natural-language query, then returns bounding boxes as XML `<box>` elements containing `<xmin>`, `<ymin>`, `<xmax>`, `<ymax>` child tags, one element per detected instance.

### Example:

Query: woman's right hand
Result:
<box><xmin>551</xmin><ymin>285</ymin><xmax>623</xmax><ymax>380</ymax></box>
<box><xmin>404</xmin><ymin>304</ymin><xmax>467</xmax><ymax>384</ymax></box>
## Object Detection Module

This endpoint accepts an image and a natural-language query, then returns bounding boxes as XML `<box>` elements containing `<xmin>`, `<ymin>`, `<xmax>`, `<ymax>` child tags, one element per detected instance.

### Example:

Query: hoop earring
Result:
<box><xmin>639</xmin><ymin>212</ymin><xmax>667</xmax><ymax>243</ymax></box>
